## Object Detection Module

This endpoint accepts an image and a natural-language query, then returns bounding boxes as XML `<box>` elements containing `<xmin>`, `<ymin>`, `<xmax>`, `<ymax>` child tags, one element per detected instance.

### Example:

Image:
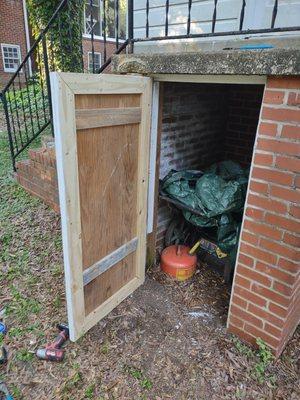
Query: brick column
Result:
<box><xmin>228</xmin><ymin>76</ymin><xmax>300</xmax><ymax>357</ymax></box>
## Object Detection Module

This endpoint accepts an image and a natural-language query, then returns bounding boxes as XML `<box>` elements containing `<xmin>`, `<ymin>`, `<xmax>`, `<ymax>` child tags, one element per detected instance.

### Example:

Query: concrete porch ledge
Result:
<box><xmin>112</xmin><ymin>48</ymin><xmax>300</xmax><ymax>76</ymax></box>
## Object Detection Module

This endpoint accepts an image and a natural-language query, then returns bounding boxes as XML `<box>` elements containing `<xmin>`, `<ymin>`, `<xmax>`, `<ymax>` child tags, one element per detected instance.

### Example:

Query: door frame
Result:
<box><xmin>146</xmin><ymin>74</ymin><xmax>266</xmax><ymax>261</ymax></box>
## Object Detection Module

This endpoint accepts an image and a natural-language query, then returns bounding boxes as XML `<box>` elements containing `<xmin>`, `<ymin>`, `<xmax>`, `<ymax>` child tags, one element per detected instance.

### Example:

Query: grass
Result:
<box><xmin>0</xmin><ymin>126</ymin><xmax>62</xmax><ymax>397</ymax></box>
<box><xmin>15</xmin><ymin>349</ymin><xmax>35</xmax><ymax>362</ymax></box>
<box><xmin>59</xmin><ymin>364</ymin><xmax>84</xmax><ymax>399</ymax></box>
<box><xmin>124</xmin><ymin>365</ymin><xmax>153</xmax><ymax>391</ymax></box>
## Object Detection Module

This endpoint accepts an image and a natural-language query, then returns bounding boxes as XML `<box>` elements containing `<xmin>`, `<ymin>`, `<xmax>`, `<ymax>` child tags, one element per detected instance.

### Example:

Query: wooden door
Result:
<box><xmin>50</xmin><ymin>73</ymin><xmax>152</xmax><ymax>341</ymax></box>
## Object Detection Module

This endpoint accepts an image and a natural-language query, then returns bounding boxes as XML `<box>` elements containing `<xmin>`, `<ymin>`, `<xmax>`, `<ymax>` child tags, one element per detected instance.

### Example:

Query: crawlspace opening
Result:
<box><xmin>155</xmin><ymin>81</ymin><xmax>264</xmax><ymax>283</ymax></box>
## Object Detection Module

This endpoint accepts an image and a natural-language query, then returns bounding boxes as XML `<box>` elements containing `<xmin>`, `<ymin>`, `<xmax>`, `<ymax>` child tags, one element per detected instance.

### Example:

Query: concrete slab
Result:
<box><xmin>112</xmin><ymin>48</ymin><xmax>300</xmax><ymax>76</ymax></box>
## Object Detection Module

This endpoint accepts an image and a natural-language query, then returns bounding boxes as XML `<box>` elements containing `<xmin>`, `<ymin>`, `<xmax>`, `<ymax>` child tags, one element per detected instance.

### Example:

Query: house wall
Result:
<box><xmin>82</xmin><ymin>37</ymin><xmax>117</xmax><ymax>72</ymax></box>
<box><xmin>0</xmin><ymin>0</ymin><xmax>28</xmax><ymax>88</ymax></box>
<box><xmin>228</xmin><ymin>76</ymin><xmax>300</xmax><ymax>357</ymax></box>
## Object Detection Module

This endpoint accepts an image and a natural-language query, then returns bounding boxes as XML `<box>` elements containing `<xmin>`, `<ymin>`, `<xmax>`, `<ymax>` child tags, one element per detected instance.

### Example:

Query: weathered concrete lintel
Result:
<box><xmin>112</xmin><ymin>49</ymin><xmax>300</xmax><ymax>76</ymax></box>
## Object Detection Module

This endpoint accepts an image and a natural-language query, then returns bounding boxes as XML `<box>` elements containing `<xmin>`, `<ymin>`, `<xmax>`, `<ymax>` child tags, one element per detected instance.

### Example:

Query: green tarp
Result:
<box><xmin>161</xmin><ymin>161</ymin><xmax>249</xmax><ymax>264</ymax></box>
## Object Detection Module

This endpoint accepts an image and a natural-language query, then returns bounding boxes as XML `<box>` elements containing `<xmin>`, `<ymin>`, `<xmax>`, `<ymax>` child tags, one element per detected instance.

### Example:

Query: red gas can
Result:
<box><xmin>161</xmin><ymin>245</ymin><xmax>197</xmax><ymax>281</ymax></box>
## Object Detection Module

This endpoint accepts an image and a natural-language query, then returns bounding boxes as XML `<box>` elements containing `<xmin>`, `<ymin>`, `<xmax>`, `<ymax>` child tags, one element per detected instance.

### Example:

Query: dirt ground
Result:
<box><xmin>0</xmin><ymin>115</ymin><xmax>299</xmax><ymax>399</ymax></box>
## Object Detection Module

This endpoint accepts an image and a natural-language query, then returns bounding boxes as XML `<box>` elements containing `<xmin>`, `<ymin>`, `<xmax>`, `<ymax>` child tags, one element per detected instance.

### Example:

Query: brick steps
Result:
<box><xmin>15</xmin><ymin>142</ymin><xmax>60</xmax><ymax>213</ymax></box>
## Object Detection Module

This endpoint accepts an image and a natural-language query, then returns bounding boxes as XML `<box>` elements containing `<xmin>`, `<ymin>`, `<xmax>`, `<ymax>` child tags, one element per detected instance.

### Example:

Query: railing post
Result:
<box><xmin>42</xmin><ymin>36</ymin><xmax>54</xmax><ymax>137</ymax></box>
<box><xmin>128</xmin><ymin>0</ymin><xmax>134</xmax><ymax>53</ymax></box>
<box><xmin>1</xmin><ymin>91</ymin><xmax>16</xmax><ymax>171</ymax></box>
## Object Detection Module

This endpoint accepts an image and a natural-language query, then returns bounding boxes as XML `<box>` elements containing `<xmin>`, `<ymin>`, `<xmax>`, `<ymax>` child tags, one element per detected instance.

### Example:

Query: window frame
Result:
<box><xmin>88</xmin><ymin>51</ymin><xmax>102</xmax><ymax>72</ymax></box>
<box><xmin>83</xmin><ymin>0</ymin><xmax>126</xmax><ymax>43</ymax></box>
<box><xmin>1</xmin><ymin>43</ymin><xmax>22</xmax><ymax>73</ymax></box>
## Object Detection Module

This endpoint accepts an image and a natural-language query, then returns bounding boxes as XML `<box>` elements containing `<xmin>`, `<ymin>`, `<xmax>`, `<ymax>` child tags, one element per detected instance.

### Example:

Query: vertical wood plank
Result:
<box><xmin>135</xmin><ymin>78</ymin><xmax>152</xmax><ymax>281</ymax></box>
<box><xmin>147</xmin><ymin>83</ymin><xmax>164</xmax><ymax>264</ymax></box>
<box><xmin>147</xmin><ymin>81</ymin><xmax>160</xmax><ymax>234</ymax></box>
<box><xmin>50</xmin><ymin>72</ymin><xmax>85</xmax><ymax>341</ymax></box>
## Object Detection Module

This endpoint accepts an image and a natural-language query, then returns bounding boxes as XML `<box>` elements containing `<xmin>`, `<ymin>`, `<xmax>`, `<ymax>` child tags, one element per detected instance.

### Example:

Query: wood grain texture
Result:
<box><xmin>51</xmin><ymin>72</ymin><xmax>152</xmax><ymax>340</ymax></box>
<box><xmin>75</xmin><ymin>107</ymin><xmax>141</xmax><ymax>130</ymax></box>
<box><xmin>60</xmin><ymin>72</ymin><xmax>149</xmax><ymax>94</ymax></box>
<box><xmin>84</xmin><ymin>253</ymin><xmax>136</xmax><ymax>315</ymax></box>
<box><xmin>83</xmin><ymin>237</ymin><xmax>138</xmax><ymax>286</ymax></box>
<box><xmin>75</xmin><ymin>93</ymin><xmax>140</xmax><ymax>315</ymax></box>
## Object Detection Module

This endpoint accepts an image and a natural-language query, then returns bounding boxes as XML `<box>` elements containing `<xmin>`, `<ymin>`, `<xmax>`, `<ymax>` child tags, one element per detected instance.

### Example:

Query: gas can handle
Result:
<box><xmin>176</xmin><ymin>245</ymin><xmax>182</xmax><ymax>256</ymax></box>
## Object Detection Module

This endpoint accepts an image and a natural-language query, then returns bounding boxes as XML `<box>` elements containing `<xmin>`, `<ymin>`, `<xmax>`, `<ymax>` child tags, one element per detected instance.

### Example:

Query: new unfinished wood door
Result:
<box><xmin>50</xmin><ymin>73</ymin><xmax>152</xmax><ymax>341</ymax></box>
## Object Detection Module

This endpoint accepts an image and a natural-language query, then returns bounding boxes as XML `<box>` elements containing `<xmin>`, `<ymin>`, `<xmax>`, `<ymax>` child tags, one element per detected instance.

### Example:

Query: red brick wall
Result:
<box><xmin>0</xmin><ymin>0</ymin><xmax>28</xmax><ymax>88</ymax></box>
<box><xmin>228</xmin><ymin>76</ymin><xmax>300</xmax><ymax>357</ymax></box>
<box><xmin>156</xmin><ymin>82</ymin><xmax>229</xmax><ymax>249</ymax></box>
<box><xmin>15</xmin><ymin>142</ymin><xmax>59</xmax><ymax>213</ymax></box>
<box><xmin>156</xmin><ymin>82</ymin><xmax>263</xmax><ymax>249</ymax></box>
<box><xmin>225</xmin><ymin>85</ymin><xmax>264</xmax><ymax>166</ymax></box>
<box><xmin>82</xmin><ymin>37</ymin><xmax>119</xmax><ymax>72</ymax></box>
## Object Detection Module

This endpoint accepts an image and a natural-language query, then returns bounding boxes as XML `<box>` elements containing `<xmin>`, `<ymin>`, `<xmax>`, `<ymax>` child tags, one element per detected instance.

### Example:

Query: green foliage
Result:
<box><xmin>84</xmin><ymin>383</ymin><xmax>95</xmax><ymax>399</ymax></box>
<box><xmin>233</xmin><ymin>337</ymin><xmax>276</xmax><ymax>385</ymax></box>
<box><xmin>124</xmin><ymin>366</ymin><xmax>153</xmax><ymax>391</ymax></box>
<box><xmin>5</xmin><ymin>286</ymin><xmax>41</xmax><ymax>322</ymax></box>
<box><xmin>53</xmin><ymin>295</ymin><xmax>62</xmax><ymax>310</ymax></box>
<box><xmin>9</xmin><ymin>323</ymin><xmax>40</xmax><ymax>339</ymax></box>
<box><xmin>10</xmin><ymin>386</ymin><xmax>22</xmax><ymax>400</ymax></box>
<box><xmin>27</xmin><ymin>0</ymin><xmax>84</xmax><ymax>73</ymax></box>
<box><xmin>100</xmin><ymin>341</ymin><xmax>109</xmax><ymax>354</ymax></box>
<box><xmin>253</xmin><ymin>338</ymin><xmax>275</xmax><ymax>384</ymax></box>
<box><xmin>233</xmin><ymin>337</ymin><xmax>254</xmax><ymax>358</ymax></box>
<box><xmin>61</xmin><ymin>364</ymin><xmax>84</xmax><ymax>396</ymax></box>
<box><xmin>16</xmin><ymin>348</ymin><xmax>34</xmax><ymax>362</ymax></box>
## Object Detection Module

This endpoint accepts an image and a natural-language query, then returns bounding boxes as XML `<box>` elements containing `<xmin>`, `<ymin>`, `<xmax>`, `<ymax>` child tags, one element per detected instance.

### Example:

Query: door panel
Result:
<box><xmin>50</xmin><ymin>73</ymin><xmax>152</xmax><ymax>341</ymax></box>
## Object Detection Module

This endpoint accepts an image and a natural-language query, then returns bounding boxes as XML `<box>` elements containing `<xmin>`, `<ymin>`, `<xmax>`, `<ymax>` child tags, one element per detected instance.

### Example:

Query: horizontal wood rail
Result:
<box><xmin>75</xmin><ymin>107</ymin><xmax>142</xmax><ymax>129</ymax></box>
<box><xmin>83</xmin><ymin>237</ymin><xmax>138</xmax><ymax>286</ymax></box>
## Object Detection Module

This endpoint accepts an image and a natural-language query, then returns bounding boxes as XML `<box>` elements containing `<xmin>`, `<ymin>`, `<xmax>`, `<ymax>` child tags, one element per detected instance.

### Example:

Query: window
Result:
<box><xmin>1</xmin><ymin>44</ymin><xmax>21</xmax><ymax>73</ymax></box>
<box><xmin>84</xmin><ymin>0</ymin><xmax>126</xmax><ymax>40</ymax></box>
<box><xmin>84</xmin><ymin>0</ymin><xmax>101</xmax><ymax>36</ymax></box>
<box><xmin>88</xmin><ymin>52</ymin><xmax>101</xmax><ymax>72</ymax></box>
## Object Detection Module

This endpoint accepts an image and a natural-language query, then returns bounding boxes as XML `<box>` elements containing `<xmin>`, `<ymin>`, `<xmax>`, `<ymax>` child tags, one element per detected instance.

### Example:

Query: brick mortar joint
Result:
<box><xmin>256</xmin><ymin>133</ymin><xmax>300</xmax><ymax>143</ymax></box>
<box><xmin>237</xmin><ymin>260</ymin><xmax>297</xmax><ymax>286</ymax></box>
<box><xmin>247</xmin><ymin>191</ymin><xmax>300</xmax><ymax>212</ymax></box>
<box><xmin>231</xmin><ymin>300</ymin><xmax>286</xmax><ymax>329</ymax></box>
<box><xmin>232</xmin><ymin>305</ymin><xmax>284</xmax><ymax>340</ymax></box>
<box><xmin>228</xmin><ymin>320</ymin><xmax>279</xmax><ymax>349</ymax></box>
<box><xmin>235</xmin><ymin>269</ymin><xmax>293</xmax><ymax>297</ymax></box>
<box><xmin>238</xmin><ymin>252</ymin><xmax>300</xmax><ymax>278</ymax></box>
<box><xmin>240</xmin><ymin>238</ymin><xmax>298</xmax><ymax>265</ymax></box>
<box><xmin>242</xmin><ymin>225</ymin><xmax>300</xmax><ymax>251</ymax></box>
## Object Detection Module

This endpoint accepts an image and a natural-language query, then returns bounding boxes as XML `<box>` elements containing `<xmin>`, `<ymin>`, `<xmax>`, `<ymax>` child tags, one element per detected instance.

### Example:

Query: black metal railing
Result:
<box><xmin>1</xmin><ymin>0</ymin><xmax>299</xmax><ymax>170</ymax></box>
<box><xmin>1</xmin><ymin>0</ymin><xmax>130</xmax><ymax>170</ymax></box>
<box><xmin>132</xmin><ymin>0</ymin><xmax>300</xmax><ymax>43</ymax></box>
